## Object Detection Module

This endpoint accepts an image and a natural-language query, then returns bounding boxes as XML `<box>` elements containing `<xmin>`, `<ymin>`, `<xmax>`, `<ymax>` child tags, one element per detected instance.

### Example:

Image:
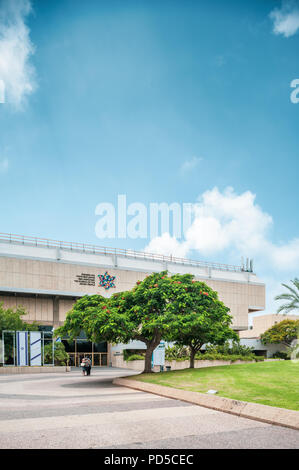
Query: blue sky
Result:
<box><xmin>0</xmin><ymin>0</ymin><xmax>298</xmax><ymax>314</ymax></box>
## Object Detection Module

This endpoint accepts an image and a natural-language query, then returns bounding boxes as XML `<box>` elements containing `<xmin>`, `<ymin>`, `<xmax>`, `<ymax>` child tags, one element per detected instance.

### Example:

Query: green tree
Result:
<box><xmin>260</xmin><ymin>319</ymin><xmax>299</xmax><ymax>347</ymax></box>
<box><xmin>165</xmin><ymin>275</ymin><xmax>237</xmax><ymax>367</ymax></box>
<box><xmin>56</xmin><ymin>272</ymin><xmax>182</xmax><ymax>373</ymax></box>
<box><xmin>55</xmin><ymin>293</ymin><xmax>134</xmax><ymax>345</ymax></box>
<box><xmin>0</xmin><ymin>303</ymin><xmax>39</xmax><ymax>334</ymax></box>
<box><xmin>109</xmin><ymin>271</ymin><xmax>182</xmax><ymax>373</ymax></box>
<box><xmin>0</xmin><ymin>303</ymin><xmax>39</xmax><ymax>363</ymax></box>
<box><xmin>56</xmin><ymin>271</ymin><xmax>234</xmax><ymax>373</ymax></box>
<box><xmin>275</xmin><ymin>278</ymin><xmax>299</xmax><ymax>314</ymax></box>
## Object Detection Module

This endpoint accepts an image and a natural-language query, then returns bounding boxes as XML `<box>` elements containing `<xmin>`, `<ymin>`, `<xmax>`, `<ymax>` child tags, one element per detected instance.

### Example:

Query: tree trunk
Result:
<box><xmin>189</xmin><ymin>348</ymin><xmax>196</xmax><ymax>369</ymax></box>
<box><xmin>143</xmin><ymin>333</ymin><xmax>162</xmax><ymax>373</ymax></box>
<box><xmin>144</xmin><ymin>346</ymin><xmax>155</xmax><ymax>373</ymax></box>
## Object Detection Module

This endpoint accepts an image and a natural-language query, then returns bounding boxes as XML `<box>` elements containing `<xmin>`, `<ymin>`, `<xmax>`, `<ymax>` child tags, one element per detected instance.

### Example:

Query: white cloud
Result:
<box><xmin>144</xmin><ymin>186</ymin><xmax>299</xmax><ymax>271</ymax></box>
<box><xmin>270</xmin><ymin>2</ymin><xmax>299</xmax><ymax>37</ymax></box>
<box><xmin>269</xmin><ymin>238</ymin><xmax>299</xmax><ymax>270</ymax></box>
<box><xmin>0</xmin><ymin>0</ymin><xmax>36</xmax><ymax>108</ymax></box>
<box><xmin>145</xmin><ymin>232</ymin><xmax>188</xmax><ymax>259</ymax></box>
<box><xmin>180</xmin><ymin>156</ymin><xmax>202</xmax><ymax>174</ymax></box>
<box><xmin>0</xmin><ymin>157</ymin><xmax>8</xmax><ymax>172</ymax></box>
<box><xmin>144</xmin><ymin>186</ymin><xmax>299</xmax><ymax>312</ymax></box>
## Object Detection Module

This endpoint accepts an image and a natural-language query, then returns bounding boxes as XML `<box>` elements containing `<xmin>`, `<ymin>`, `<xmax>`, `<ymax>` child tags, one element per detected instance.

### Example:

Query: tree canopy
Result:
<box><xmin>163</xmin><ymin>273</ymin><xmax>237</xmax><ymax>367</ymax></box>
<box><xmin>57</xmin><ymin>271</ymin><xmax>183</xmax><ymax>372</ymax></box>
<box><xmin>56</xmin><ymin>271</ymin><xmax>235</xmax><ymax>372</ymax></box>
<box><xmin>260</xmin><ymin>319</ymin><xmax>299</xmax><ymax>347</ymax></box>
<box><xmin>0</xmin><ymin>303</ymin><xmax>39</xmax><ymax>334</ymax></box>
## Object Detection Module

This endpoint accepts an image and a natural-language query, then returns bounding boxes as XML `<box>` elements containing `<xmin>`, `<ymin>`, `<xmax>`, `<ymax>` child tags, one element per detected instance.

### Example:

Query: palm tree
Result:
<box><xmin>275</xmin><ymin>278</ymin><xmax>299</xmax><ymax>314</ymax></box>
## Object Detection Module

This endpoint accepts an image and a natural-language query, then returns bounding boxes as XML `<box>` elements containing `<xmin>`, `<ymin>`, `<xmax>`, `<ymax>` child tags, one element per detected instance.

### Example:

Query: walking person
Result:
<box><xmin>85</xmin><ymin>357</ymin><xmax>91</xmax><ymax>376</ymax></box>
<box><xmin>81</xmin><ymin>357</ymin><xmax>88</xmax><ymax>376</ymax></box>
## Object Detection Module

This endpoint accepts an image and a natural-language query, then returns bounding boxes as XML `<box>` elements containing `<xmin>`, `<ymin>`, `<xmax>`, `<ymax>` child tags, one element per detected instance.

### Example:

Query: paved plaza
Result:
<box><xmin>0</xmin><ymin>368</ymin><xmax>298</xmax><ymax>449</ymax></box>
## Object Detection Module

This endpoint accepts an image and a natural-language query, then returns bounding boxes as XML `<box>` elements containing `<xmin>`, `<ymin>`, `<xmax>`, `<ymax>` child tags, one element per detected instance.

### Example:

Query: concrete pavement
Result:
<box><xmin>0</xmin><ymin>368</ymin><xmax>298</xmax><ymax>449</ymax></box>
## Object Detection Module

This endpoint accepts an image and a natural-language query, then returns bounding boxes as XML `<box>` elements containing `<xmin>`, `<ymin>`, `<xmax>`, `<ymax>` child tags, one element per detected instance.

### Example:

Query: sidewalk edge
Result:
<box><xmin>113</xmin><ymin>377</ymin><xmax>299</xmax><ymax>431</ymax></box>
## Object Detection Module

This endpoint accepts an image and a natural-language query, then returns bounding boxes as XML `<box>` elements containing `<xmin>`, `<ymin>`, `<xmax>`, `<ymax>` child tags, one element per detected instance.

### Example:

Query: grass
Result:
<box><xmin>129</xmin><ymin>361</ymin><xmax>299</xmax><ymax>411</ymax></box>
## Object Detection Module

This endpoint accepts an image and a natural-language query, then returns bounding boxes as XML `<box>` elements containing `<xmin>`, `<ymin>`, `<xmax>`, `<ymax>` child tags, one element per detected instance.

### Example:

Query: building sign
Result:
<box><xmin>98</xmin><ymin>272</ymin><xmax>116</xmax><ymax>290</ymax></box>
<box><xmin>152</xmin><ymin>341</ymin><xmax>165</xmax><ymax>366</ymax></box>
<box><xmin>74</xmin><ymin>272</ymin><xmax>116</xmax><ymax>290</ymax></box>
<box><xmin>74</xmin><ymin>273</ymin><xmax>96</xmax><ymax>286</ymax></box>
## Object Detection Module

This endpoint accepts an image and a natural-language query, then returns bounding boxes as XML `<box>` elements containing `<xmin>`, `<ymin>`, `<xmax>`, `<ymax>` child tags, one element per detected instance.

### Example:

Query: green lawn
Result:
<box><xmin>130</xmin><ymin>361</ymin><xmax>299</xmax><ymax>411</ymax></box>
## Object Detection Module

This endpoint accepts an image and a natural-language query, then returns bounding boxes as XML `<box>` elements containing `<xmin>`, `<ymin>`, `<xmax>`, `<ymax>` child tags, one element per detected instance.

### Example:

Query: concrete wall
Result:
<box><xmin>0</xmin><ymin>241</ymin><xmax>265</xmax><ymax>330</ymax></box>
<box><xmin>0</xmin><ymin>294</ymin><xmax>54</xmax><ymax>323</ymax></box>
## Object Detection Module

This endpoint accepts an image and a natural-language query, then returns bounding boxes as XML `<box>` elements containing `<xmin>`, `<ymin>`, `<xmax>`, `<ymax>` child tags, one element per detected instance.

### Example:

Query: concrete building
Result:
<box><xmin>0</xmin><ymin>233</ymin><xmax>266</xmax><ymax>365</ymax></box>
<box><xmin>239</xmin><ymin>314</ymin><xmax>299</xmax><ymax>358</ymax></box>
<box><xmin>239</xmin><ymin>314</ymin><xmax>299</xmax><ymax>339</ymax></box>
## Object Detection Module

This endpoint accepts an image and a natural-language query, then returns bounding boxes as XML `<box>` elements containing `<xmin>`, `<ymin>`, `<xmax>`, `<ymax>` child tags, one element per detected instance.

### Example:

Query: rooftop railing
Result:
<box><xmin>0</xmin><ymin>232</ymin><xmax>245</xmax><ymax>273</ymax></box>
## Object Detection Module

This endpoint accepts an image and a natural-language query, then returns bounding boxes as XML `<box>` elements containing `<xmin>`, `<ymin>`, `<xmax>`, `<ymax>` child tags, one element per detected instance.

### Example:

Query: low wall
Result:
<box><xmin>0</xmin><ymin>366</ymin><xmax>71</xmax><ymax>374</ymax></box>
<box><xmin>166</xmin><ymin>359</ymin><xmax>232</xmax><ymax>370</ymax></box>
<box><xmin>164</xmin><ymin>359</ymin><xmax>280</xmax><ymax>369</ymax></box>
<box><xmin>112</xmin><ymin>355</ymin><xmax>145</xmax><ymax>371</ymax></box>
<box><xmin>111</xmin><ymin>355</ymin><xmax>278</xmax><ymax>372</ymax></box>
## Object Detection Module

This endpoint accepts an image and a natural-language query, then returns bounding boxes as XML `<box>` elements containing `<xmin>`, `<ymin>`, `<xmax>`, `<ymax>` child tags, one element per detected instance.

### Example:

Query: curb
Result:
<box><xmin>113</xmin><ymin>377</ymin><xmax>299</xmax><ymax>431</ymax></box>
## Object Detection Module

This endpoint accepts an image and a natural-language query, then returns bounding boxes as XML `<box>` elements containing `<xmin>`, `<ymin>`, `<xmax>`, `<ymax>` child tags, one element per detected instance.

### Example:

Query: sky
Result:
<box><xmin>0</xmin><ymin>0</ymin><xmax>298</xmax><ymax>316</ymax></box>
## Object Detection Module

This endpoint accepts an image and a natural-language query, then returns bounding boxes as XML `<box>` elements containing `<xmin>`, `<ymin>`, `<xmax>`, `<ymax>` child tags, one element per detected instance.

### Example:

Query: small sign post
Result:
<box><xmin>152</xmin><ymin>341</ymin><xmax>165</xmax><ymax>369</ymax></box>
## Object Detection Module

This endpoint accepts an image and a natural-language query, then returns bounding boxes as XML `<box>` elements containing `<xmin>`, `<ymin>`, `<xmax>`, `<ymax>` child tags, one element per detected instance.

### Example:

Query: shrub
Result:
<box><xmin>205</xmin><ymin>341</ymin><xmax>255</xmax><ymax>357</ymax></box>
<box><xmin>44</xmin><ymin>342</ymin><xmax>69</xmax><ymax>365</ymax></box>
<box><xmin>165</xmin><ymin>345</ymin><xmax>189</xmax><ymax>361</ymax></box>
<box><xmin>126</xmin><ymin>354</ymin><xmax>145</xmax><ymax>361</ymax></box>
<box><xmin>272</xmin><ymin>351</ymin><xmax>289</xmax><ymax>360</ymax></box>
<box><xmin>254</xmin><ymin>356</ymin><xmax>265</xmax><ymax>362</ymax></box>
<box><xmin>195</xmin><ymin>352</ymin><xmax>263</xmax><ymax>362</ymax></box>
<box><xmin>123</xmin><ymin>349</ymin><xmax>145</xmax><ymax>361</ymax></box>
<box><xmin>164</xmin><ymin>342</ymin><xmax>263</xmax><ymax>363</ymax></box>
